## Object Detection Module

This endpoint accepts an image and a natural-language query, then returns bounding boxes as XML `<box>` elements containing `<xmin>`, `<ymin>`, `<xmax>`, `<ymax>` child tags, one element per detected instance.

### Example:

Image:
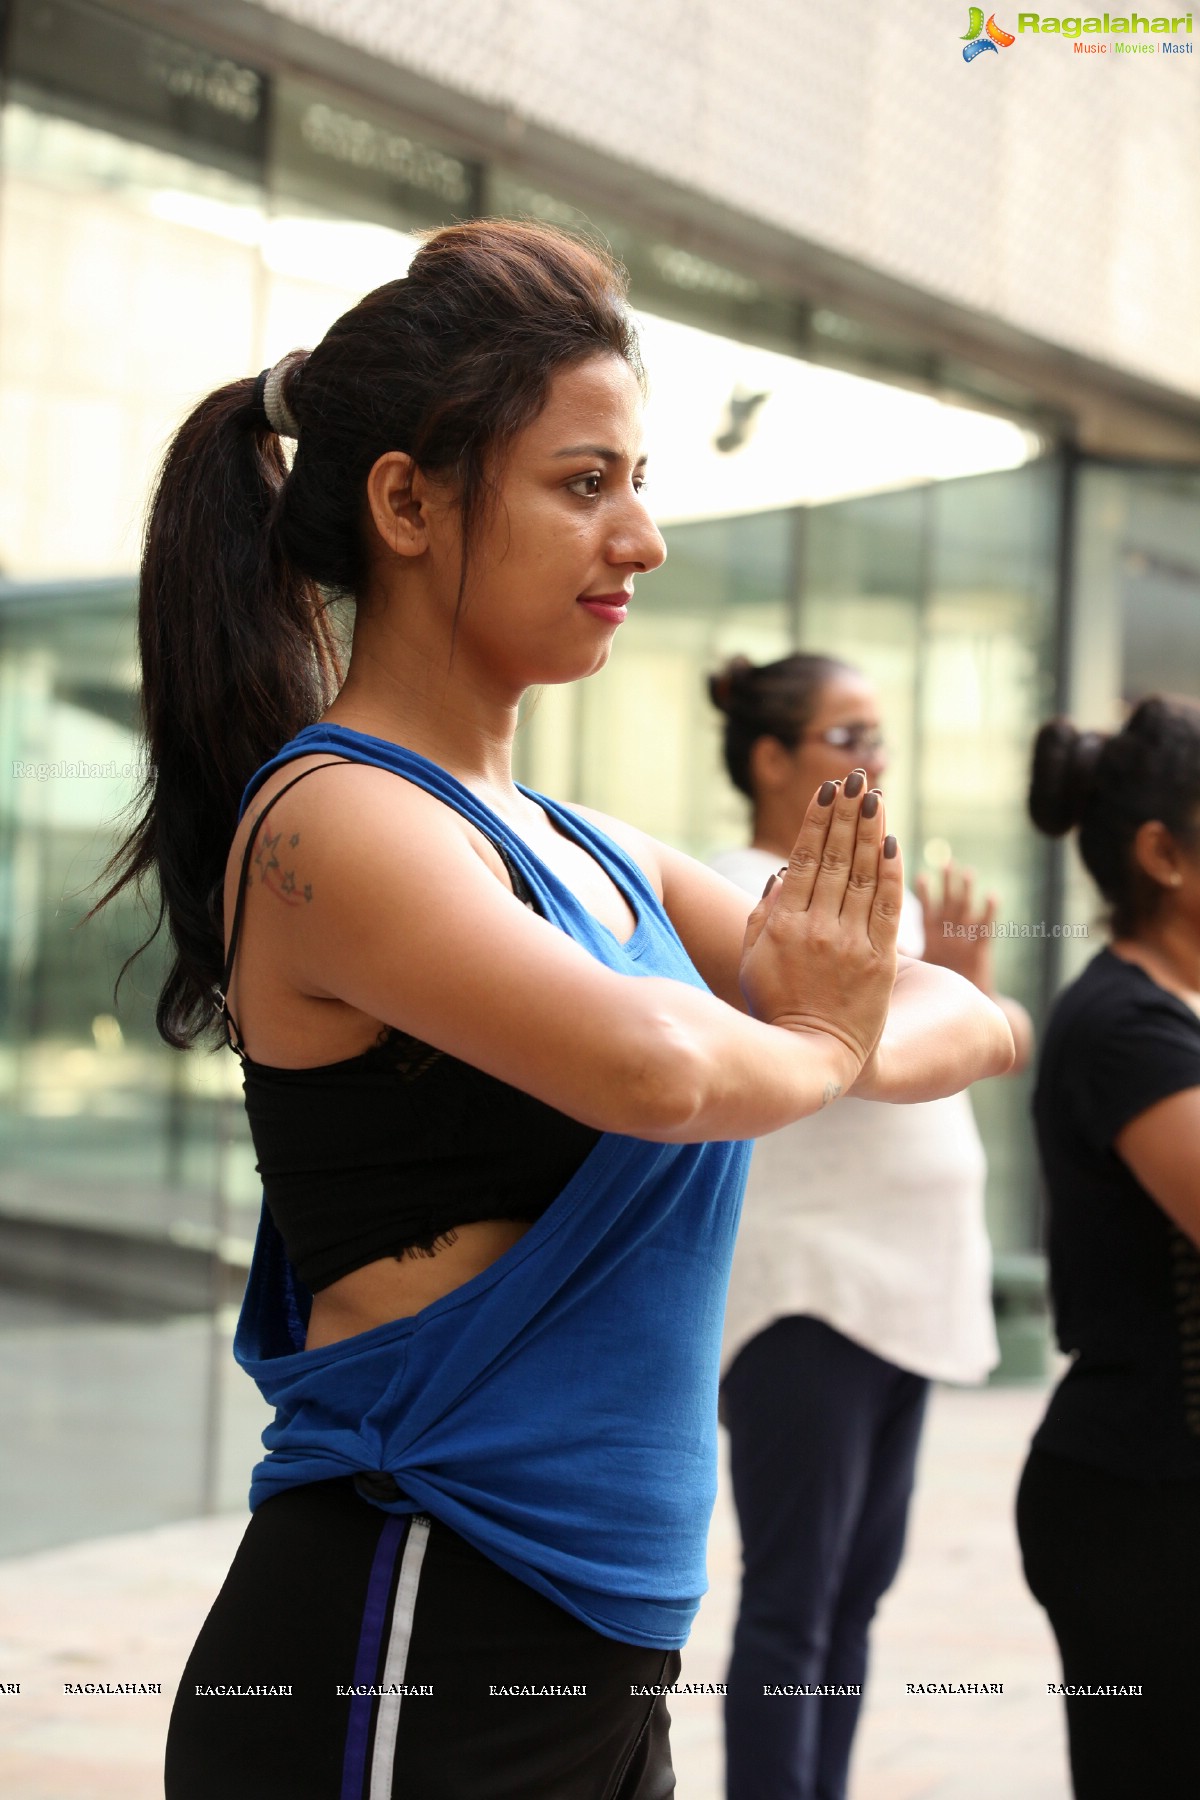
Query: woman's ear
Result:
<box><xmin>364</xmin><ymin>451</ymin><xmax>429</xmax><ymax>559</ymax></box>
<box><xmin>748</xmin><ymin>735</ymin><xmax>795</xmax><ymax>796</ymax></box>
<box><xmin>1131</xmin><ymin>818</ymin><xmax>1184</xmax><ymax>891</ymax></box>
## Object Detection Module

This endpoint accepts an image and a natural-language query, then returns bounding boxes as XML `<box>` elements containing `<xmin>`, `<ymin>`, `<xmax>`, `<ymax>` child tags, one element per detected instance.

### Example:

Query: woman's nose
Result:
<box><xmin>611</xmin><ymin>496</ymin><xmax>667</xmax><ymax>573</ymax></box>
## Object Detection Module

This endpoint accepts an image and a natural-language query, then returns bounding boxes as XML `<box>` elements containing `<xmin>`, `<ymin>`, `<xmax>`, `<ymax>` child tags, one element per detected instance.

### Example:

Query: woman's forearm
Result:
<box><xmin>846</xmin><ymin>956</ymin><xmax>1015</xmax><ymax>1103</ymax></box>
<box><xmin>608</xmin><ymin>977</ymin><xmax>865</xmax><ymax>1142</ymax></box>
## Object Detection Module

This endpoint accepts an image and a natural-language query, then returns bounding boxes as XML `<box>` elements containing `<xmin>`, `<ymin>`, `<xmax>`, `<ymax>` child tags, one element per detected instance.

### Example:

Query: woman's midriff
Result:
<box><xmin>303</xmin><ymin>1218</ymin><xmax>535</xmax><ymax>1351</ymax></box>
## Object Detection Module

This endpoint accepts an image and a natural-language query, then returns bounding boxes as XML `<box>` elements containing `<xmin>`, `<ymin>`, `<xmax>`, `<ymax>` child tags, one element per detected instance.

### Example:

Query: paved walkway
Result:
<box><xmin>0</xmin><ymin>1383</ymin><xmax>1071</xmax><ymax>1799</ymax></box>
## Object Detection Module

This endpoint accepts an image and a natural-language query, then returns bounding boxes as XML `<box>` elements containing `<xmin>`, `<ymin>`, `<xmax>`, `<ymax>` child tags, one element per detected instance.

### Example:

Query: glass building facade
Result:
<box><xmin>3</xmin><ymin>0</ymin><xmax>1199</xmax><ymax>1554</ymax></box>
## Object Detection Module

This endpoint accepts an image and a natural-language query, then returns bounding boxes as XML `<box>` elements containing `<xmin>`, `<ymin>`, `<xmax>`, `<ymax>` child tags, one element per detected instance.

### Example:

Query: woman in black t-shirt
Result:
<box><xmin>1021</xmin><ymin>697</ymin><xmax>1200</xmax><ymax>1800</ymax></box>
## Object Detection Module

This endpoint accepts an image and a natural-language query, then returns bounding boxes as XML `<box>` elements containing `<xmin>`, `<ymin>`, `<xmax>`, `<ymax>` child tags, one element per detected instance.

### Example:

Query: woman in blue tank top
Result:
<box><xmin>99</xmin><ymin>220</ymin><xmax>1013</xmax><ymax>1799</ymax></box>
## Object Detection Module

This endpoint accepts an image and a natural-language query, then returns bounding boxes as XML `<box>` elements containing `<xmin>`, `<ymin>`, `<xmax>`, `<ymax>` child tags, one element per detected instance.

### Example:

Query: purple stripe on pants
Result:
<box><xmin>340</xmin><ymin>1515</ymin><xmax>408</xmax><ymax>1800</ymax></box>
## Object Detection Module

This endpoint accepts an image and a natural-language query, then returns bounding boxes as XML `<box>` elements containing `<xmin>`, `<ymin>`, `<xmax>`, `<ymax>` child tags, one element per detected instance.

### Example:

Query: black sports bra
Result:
<box><xmin>218</xmin><ymin>761</ymin><xmax>601</xmax><ymax>1292</ymax></box>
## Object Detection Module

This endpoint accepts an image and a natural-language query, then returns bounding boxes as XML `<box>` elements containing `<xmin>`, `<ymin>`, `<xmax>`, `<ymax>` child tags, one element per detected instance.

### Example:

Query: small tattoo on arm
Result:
<box><xmin>253</xmin><ymin>826</ymin><xmax>281</xmax><ymax>876</ymax></box>
<box><xmin>254</xmin><ymin>824</ymin><xmax>314</xmax><ymax>905</ymax></box>
<box><xmin>821</xmin><ymin>1081</ymin><xmax>843</xmax><ymax>1107</ymax></box>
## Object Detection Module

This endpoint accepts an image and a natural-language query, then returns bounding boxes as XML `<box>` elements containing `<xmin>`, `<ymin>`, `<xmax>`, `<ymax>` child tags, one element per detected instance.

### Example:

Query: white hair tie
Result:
<box><xmin>255</xmin><ymin>353</ymin><xmax>304</xmax><ymax>438</ymax></box>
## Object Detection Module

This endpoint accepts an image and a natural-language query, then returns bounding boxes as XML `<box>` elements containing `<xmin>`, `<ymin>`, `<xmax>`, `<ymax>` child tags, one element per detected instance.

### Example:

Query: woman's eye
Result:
<box><xmin>567</xmin><ymin>472</ymin><xmax>603</xmax><ymax>498</ymax></box>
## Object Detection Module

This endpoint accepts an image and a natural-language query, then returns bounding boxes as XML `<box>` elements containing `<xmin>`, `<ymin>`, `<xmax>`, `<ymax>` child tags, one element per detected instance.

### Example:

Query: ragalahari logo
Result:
<box><xmin>962</xmin><ymin>8</ymin><xmax>1017</xmax><ymax>58</ymax></box>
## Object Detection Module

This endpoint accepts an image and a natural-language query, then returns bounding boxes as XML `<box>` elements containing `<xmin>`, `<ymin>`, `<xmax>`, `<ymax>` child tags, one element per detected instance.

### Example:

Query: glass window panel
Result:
<box><xmin>790</xmin><ymin>466</ymin><xmax>1060</xmax><ymax>1253</ymax></box>
<box><xmin>0</xmin><ymin>578</ymin><xmax>270</xmax><ymax>1552</ymax></box>
<box><xmin>919</xmin><ymin>463</ymin><xmax>1061</xmax><ymax>1252</ymax></box>
<box><xmin>798</xmin><ymin>487</ymin><xmax>927</xmax><ymax>854</ymax></box>
<box><xmin>0</xmin><ymin>103</ymin><xmax>266</xmax><ymax>578</ymax></box>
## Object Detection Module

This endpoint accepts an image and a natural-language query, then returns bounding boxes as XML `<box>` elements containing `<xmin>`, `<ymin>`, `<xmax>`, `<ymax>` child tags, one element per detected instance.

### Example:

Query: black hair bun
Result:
<box><xmin>1125</xmin><ymin>693</ymin><xmax>1200</xmax><ymax>747</ymax></box>
<box><xmin>706</xmin><ymin>654</ymin><xmax>754</xmax><ymax>715</ymax></box>
<box><xmin>1028</xmin><ymin>717</ymin><xmax>1106</xmax><ymax>836</ymax></box>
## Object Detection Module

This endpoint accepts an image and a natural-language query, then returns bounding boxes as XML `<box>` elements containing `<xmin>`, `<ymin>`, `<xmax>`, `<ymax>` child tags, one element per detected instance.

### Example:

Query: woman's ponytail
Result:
<box><xmin>96</xmin><ymin>363</ymin><xmax>341</xmax><ymax>1048</ymax></box>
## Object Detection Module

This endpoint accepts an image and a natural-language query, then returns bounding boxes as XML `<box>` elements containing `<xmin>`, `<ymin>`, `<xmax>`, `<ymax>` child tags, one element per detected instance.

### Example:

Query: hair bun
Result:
<box><xmin>1125</xmin><ymin>693</ymin><xmax>1200</xmax><ymax>746</ymax></box>
<box><xmin>706</xmin><ymin>654</ymin><xmax>754</xmax><ymax>715</ymax></box>
<box><xmin>1028</xmin><ymin>717</ymin><xmax>1106</xmax><ymax>837</ymax></box>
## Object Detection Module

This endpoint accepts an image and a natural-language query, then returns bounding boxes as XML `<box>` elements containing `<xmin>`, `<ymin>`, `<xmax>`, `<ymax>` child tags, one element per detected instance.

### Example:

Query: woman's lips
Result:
<box><xmin>577</xmin><ymin>592</ymin><xmax>630</xmax><ymax>623</ymax></box>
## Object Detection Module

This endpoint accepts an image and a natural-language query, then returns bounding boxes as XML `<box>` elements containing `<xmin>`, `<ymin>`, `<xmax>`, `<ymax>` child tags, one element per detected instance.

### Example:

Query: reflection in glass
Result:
<box><xmin>0</xmin><ymin>578</ymin><xmax>270</xmax><ymax>1552</ymax></box>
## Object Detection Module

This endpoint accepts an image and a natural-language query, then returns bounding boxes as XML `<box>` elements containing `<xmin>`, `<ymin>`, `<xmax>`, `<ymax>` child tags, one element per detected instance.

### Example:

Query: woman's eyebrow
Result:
<box><xmin>552</xmin><ymin>444</ymin><xmax>648</xmax><ymax>466</ymax></box>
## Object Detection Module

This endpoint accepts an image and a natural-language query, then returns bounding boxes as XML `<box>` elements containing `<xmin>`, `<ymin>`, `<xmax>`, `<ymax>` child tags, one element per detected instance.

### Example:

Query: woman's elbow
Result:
<box><xmin>925</xmin><ymin>966</ymin><xmax>1016</xmax><ymax>1084</ymax></box>
<box><xmin>977</xmin><ymin>996</ymin><xmax>1017</xmax><ymax>1081</ymax></box>
<box><xmin>997</xmin><ymin>995</ymin><xmax>1034</xmax><ymax>1077</ymax></box>
<box><xmin>578</xmin><ymin>1012</ymin><xmax>713</xmax><ymax>1142</ymax></box>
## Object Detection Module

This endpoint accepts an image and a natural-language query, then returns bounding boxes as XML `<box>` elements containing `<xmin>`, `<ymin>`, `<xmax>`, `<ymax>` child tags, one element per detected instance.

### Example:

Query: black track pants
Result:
<box><xmin>166</xmin><ymin>1478</ymin><xmax>680</xmax><ymax>1800</ymax></box>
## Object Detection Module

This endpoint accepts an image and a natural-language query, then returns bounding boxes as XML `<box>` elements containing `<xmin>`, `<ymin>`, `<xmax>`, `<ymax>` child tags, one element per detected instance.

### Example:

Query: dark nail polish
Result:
<box><xmin>861</xmin><ymin>790</ymin><xmax>879</xmax><ymax>819</ymax></box>
<box><xmin>817</xmin><ymin>780</ymin><xmax>837</xmax><ymax>806</ymax></box>
<box><xmin>761</xmin><ymin>872</ymin><xmax>779</xmax><ymax>899</ymax></box>
<box><xmin>844</xmin><ymin>770</ymin><xmax>865</xmax><ymax>798</ymax></box>
<box><xmin>884</xmin><ymin>835</ymin><xmax>898</xmax><ymax>859</ymax></box>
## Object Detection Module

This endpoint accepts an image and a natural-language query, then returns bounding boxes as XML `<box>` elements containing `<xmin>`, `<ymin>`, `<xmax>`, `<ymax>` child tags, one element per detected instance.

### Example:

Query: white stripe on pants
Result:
<box><xmin>369</xmin><ymin>1515</ymin><xmax>432</xmax><ymax>1798</ymax></box>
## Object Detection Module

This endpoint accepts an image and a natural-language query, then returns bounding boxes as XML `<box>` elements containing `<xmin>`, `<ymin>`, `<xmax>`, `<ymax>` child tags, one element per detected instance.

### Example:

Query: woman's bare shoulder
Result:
<box><xmin>223</xmin><ymin>753</ymin><xmax>493</xmax><ymax>930</ymax></box>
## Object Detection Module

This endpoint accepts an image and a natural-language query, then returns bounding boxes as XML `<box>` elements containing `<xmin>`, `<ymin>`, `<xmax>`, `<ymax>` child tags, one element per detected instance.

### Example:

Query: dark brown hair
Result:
<box><xmin>1029</xmin><ymin>696</ymin><xmax>1200</xmax><ymax>935</ymax></box>
<box><xmin>97</xmin><ymin>220</ymin><xmax>643</xmax><ymax>1047</ymax></box>
<box><xmin>707</xmin><ymin>652</ymin><xmax>854</xmax><ymax>800</ymax></box>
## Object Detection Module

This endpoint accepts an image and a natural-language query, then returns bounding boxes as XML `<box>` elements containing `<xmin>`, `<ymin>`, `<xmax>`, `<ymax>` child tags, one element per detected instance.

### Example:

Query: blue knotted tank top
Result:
<box><xmin>232</xmin><ymin>722</ymin><xmax>751</xmax><ymax>1650</ymax></box>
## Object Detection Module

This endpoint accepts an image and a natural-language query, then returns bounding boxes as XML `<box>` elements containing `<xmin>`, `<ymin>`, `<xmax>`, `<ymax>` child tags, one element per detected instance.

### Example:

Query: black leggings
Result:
<box><xmin>1016</xmin><ymin>1446</ymin><xmax>1200</xmax><ymax>1800</ymax></box>
<box><xmin>166</xmin><ymin>1479</ymin><xmax>680</xmax><ymax>1800</ymax></box>
<box><xmin>722</xmin><ymin>1315</ymin><xmax>928</xmax><ymax>1800</ymax></box>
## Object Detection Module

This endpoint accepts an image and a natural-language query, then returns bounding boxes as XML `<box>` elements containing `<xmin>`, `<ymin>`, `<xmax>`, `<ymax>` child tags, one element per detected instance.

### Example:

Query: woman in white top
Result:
<box><xmin>708</xmin><ymin>651</ymin><xmax>1032</xmax><ymax>1800</ymax></box>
